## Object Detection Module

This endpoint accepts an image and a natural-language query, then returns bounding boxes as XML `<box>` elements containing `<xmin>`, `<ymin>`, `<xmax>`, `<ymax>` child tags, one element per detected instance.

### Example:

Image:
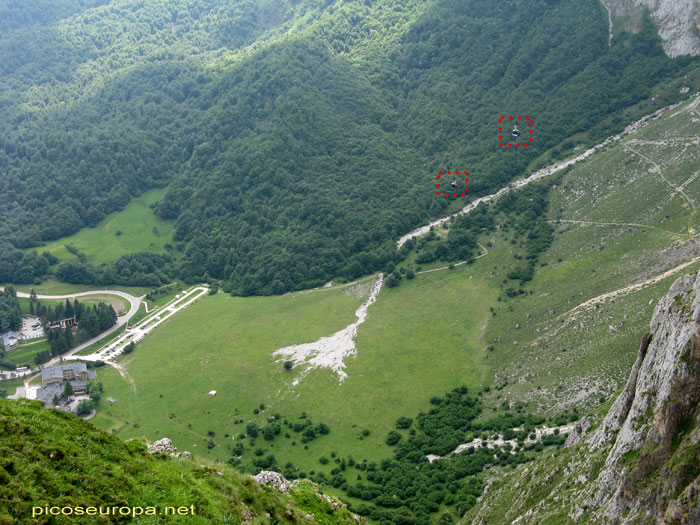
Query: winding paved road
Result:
<box><xmin>0</xmin><ymin>287</ymin><xmax>144</xmax><ymax>365</ymax></box>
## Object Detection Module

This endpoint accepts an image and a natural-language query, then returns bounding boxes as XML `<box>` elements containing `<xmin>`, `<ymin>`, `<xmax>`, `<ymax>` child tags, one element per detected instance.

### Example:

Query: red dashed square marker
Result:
<box><xmin>435</xmin><ymin>170</ymin><xmax>470</xmax><ymax>198</ymax></box>
<box><xmin>498</xmin><ymin>115</ymin><xmax>534</xmax><ymax>148</ymax></box>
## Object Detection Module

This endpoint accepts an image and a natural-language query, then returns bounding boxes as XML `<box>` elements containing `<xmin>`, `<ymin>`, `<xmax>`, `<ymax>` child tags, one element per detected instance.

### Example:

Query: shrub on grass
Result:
<box><xmin>386</xmin><ymin>431</ymin><xmax>401</xmax><ymax>446</ymax></box>
<box><xmin>396</xmin><ymin>417</ymin><xmax>413</xmax><ymax>429</ymax></box>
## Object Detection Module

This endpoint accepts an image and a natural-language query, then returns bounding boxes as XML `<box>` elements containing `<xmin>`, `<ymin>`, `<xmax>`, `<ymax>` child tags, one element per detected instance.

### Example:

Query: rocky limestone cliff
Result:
<box><xmin>603</xmin><ymin>0</ymin><xmax>700</xmax><ymax>57</ymax></box>
<box><xmin>464</xmin><ymin>270</ymin><xmax>700</xmax><ymax>524</ymax></box>
<box><xmin>577</xmin><ymin>269</ymin><xmax>700</xmax><ymax>522</ymax></box>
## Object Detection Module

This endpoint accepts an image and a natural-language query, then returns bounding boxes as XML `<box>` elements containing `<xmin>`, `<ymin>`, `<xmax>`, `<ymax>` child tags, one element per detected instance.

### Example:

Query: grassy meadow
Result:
<box><xmin>32</xmin><ymin>188</ymin><xmax>174</xmax><ymax>265</ymax></box>
<box><xmin>92</xmin><ymin>268</ymin><xmax>496</xmax><ymax>474</ymax></box>
<box><xmin>4</xmin><ymin>339</ymin><xmax>50</xmax><ymax>367</ymax></box>
<box><xmin>5</xmin><ymin>279</ymin><xmax>150</xmax><ymax>297</ymax></box>
<box><xmin>81</xmin><ymin>94</ymin><xmax>700</xmax><ymax>513</ymax></box>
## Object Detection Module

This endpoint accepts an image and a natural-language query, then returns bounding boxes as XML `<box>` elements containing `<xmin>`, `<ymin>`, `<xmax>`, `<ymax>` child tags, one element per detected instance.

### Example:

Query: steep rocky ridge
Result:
<box><xmin>465</xmin><ymin>269</ymin><xmax>700</xmax><ymax>523</ymax></box>
<box><xmin>603</xmin><ymin>0</ymin><xmax>700</xmax><ymax>57</ymax></box>
<box><xmin>581</xmin><ymin>270</ymin><xmax>700</xmax><ymax>522</ymax></box>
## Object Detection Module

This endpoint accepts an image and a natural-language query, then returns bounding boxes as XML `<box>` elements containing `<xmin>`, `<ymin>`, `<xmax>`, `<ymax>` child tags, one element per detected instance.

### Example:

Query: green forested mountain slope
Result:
<box><xmin>0</xmin><ymin>0</ymin><xmax>107</xmax><ymax>33</ymax></box>
<box><xmin>0</xmin><ymin>0</ymin><xmax>696</xmax><ymax>294</ymax></box>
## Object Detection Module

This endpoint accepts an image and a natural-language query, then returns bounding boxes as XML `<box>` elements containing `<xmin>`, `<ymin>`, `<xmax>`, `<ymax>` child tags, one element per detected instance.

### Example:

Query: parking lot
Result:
<box><xmin>69</xmin><ymin>286</ymin><xmax>209</xmax><ymax>364</ymax></box>
<box><xmin>20</xmin><ymin>315</ymin><xmax>44</xmax><ymax>340</ymax></box>
<box><xmin>1</xmin><ymin>315</ymin><xmax>44</xmax><ymax>349</ymax></box>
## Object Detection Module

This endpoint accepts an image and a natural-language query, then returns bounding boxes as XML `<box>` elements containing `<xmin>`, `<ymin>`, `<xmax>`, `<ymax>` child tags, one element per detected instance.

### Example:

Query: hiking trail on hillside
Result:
<box><xmin>272</xmin><ymin>95</ymin><xmax>695</xmax><ymax>386</ymax></box>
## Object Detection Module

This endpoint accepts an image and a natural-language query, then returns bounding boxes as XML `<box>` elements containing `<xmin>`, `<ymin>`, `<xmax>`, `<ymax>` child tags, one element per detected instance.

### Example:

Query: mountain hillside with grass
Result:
<box><xmin>471</xmin><ymin>90</ymin><xmax>700</xmax><ymax>417</ymax></box>
<box><xmin>80</xmin><ymin>84</ymin><xmax>700</xmax><ymax>525</ymax></box>
<box><xmin>3</xmin><ymin>2</ymin><xmax>700</xmax><ymax>524</ymax></box>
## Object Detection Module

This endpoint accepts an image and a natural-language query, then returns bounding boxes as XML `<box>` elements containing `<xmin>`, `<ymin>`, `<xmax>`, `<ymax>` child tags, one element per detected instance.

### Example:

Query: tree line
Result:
<box><xmin>0</xmin><ymin>0</ymin><xmax>695</xmax><ymax>295</ymax></box>
<box><xmin>32</xmin><ymin>297</ymin><xmax>117</xmax><ymax>364</ymax></box>
<box><xmin>0</xmin><ymin>287</ymin><xmax>22</xmax><ymax>333</ymax></box>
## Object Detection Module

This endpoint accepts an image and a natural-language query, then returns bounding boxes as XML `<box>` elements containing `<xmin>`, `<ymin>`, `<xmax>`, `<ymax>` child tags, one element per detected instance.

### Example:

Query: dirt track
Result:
<box><xmin>563</xmin><ymin>255</ymin><xmax>700</xmax><ymax>324</ymax></box>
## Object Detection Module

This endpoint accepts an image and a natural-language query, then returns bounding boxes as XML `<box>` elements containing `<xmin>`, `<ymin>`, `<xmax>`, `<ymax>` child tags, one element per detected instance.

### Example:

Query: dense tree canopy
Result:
<box><xmin>0</xmin><ymin>287</ymin><xmax>22</xmax><ymax>333</ymax></box>
<box><xmin>0</xmin><ymin>0</ymin><xmax>695</xmax><ymax>294</ymax></box>
<box><xmin>31</xmin><ymin>298</ymin><xmax>118</xmax><ymax>362</ymax></box>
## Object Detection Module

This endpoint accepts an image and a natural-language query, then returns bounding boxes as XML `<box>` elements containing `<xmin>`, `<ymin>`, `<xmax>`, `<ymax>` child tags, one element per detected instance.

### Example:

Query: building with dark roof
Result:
<box><xmin>41</xmin><ymin>362</ymin><xmax>95</xmax><ymax>388</ymax></box>
<box><xmin>36</xmin><ymin>363</ymin><xmax>96</xmax><ymax>406</ymax></box>
<box><xmin>35</xmin><ymin>383</ymin><xmax>62</xmax><ymax>405</ymax></box>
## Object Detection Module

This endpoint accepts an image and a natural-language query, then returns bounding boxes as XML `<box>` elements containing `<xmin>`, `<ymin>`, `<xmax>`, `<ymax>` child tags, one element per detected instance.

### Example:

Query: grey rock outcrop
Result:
<box><xmin>603</xmin><ymin>0</ymin><xmax>700</xmax><ymax>57</ymax></box>
<box><xmin>464</xmin><ymin>272</ymin><xmax>700</xmax><ymax>524</ymax></box>
<box><xmin>146</xmin><ymin>437</ymin><xmax>191</xmax><ymax>459</ymax></box>
<box><xmin>254</xmin><ymin>471</ymin><xmax>368</xmax><ymax>523</ymax></box>
<box><xmin>581</xmin><ymin>270</ymin><xmax>700</xmax><ymax>522</ymax></box>
<box><xmin>147</xmin><ymin>437</ymin><xmax>176</xmax><ymax>453</ymax></box>
<box><xmin>255</xmin><ymin>470</ymin><xmax>293</xmax><ymax>494</ymax></box>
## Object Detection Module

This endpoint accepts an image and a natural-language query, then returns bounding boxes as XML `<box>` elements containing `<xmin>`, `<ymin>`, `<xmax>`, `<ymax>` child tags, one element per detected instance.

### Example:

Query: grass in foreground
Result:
<box><xmin>0</xmin><ymin>398</ymin><xmax>360</xmax><ymax>524</ymax></box>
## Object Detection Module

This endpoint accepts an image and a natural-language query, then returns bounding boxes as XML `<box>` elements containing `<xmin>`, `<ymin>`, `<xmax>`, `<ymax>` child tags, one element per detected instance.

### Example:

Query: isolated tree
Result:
<box><xmin>283</xmin><ymin>360</ymin><xmax>293</xmax><ymax>370</ymax></box>
<box><xmin>396</xmin><ymin>417</ymin><xmax>413</xmax><ymax>429</ymax></box>
<box><xmin>63</xmin><ymin>381</ymin><xmax>74</xmax><ymax>397</ymax></box>
<box><xmin>262</xmin><ymin>425</ymin><xmax>275</xmax><ymax>441</ymax></box>
<box><xmin>52</xmin><ymin>394</ymin><xmax>59</xmax><ymax>405</ymax></box>
<box><xmin>246</xmin><ymin>422</ymin><xmax>259</xmax><ymax>438</ymax></box>
<box><xmin>87</xmin><ymin>380</ymin><xmax>102</xmax><ymax>402</ymax></box>
<box><xmin>76</xmin><ymin>400</ymin><xmax>92</xmax><ymax>416</ymax></box>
